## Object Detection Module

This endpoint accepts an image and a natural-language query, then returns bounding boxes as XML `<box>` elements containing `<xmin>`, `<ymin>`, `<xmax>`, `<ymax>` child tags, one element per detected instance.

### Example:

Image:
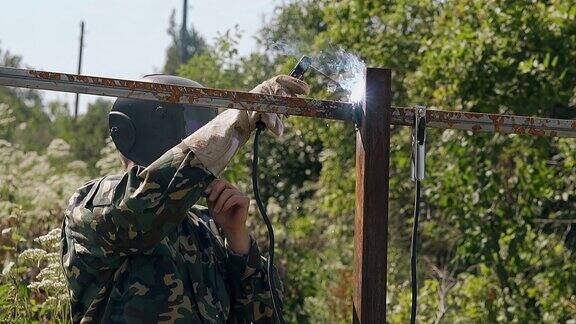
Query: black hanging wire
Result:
<box><xmin>410</xmin><ymin>106</ymin><xmax>426</xmax><ymax>324</ymax></box>
<box><xmin>410</xmin><ymin>178</ymin><xmax>422</xmax><ymax>324</ymax></box>
<box><xmin>252</xmin><ymin>121</ymin><xmax>285</xmax><ymax>324</ymax></box>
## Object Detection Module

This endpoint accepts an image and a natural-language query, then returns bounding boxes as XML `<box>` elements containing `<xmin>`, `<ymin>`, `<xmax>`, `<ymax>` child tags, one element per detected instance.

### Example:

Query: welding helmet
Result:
<box><xmin>108</xmin><ymin>74</ymin><xmax>217</xmax><ymax>167</ymax></box>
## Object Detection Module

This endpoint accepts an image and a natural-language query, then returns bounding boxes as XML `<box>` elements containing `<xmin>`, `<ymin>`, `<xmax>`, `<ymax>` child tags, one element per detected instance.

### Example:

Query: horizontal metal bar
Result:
<box><xmin>391</xmin><ymin>107</ymin><xmax>576</xmax><ymax>138</ymax></box>
<box><xmin>0</xmin><ymin>67</ymin><xmax>574</xmax><ymax>138</ymax></box>
<box><xmin>0</xmin><ymin>67</ymin><xmax>355</xmax><ymax>121</ymax></box>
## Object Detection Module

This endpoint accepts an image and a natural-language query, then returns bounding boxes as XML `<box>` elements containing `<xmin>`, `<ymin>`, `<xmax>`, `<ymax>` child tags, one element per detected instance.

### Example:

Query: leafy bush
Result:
<box><xmin>0</xmin><ymin>102</ymin><xmax>119</xmax><ymax>322</ymax></box>
<box><xmin>1</xmin><ymin>1</ymin><xmax>575</xmax><ymax>322</ymax></box>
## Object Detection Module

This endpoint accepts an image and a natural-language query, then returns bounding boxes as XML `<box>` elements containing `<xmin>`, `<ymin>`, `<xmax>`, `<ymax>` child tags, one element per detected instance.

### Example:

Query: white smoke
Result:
<box><xmin>271</xmin><ymin>42</ymin><xmax>366</xmax><ymax>102</ymax></box>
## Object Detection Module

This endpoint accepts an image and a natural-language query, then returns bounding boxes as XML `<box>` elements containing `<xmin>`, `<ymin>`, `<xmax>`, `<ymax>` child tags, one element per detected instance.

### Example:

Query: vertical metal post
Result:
<box><xmin>73</xmin><ymin>21</ymin><xmax>85</xmax><ymax>119</ymax></box>
<box><xmin>353</xmin><ymin>68</ymin><xmax>391</xmax><ymax>323</ymax></box>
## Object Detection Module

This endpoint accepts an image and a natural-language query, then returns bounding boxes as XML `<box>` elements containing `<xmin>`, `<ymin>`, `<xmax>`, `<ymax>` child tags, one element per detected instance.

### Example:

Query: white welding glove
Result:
<box><xmin>184</xmin><ymin>75</ymin><xmax>310</xmax><ymax>175</ymax></box>
<box><xmin>248</xmin><ymin>75</ymin><xmax>310</xmax><ymax>136</ymax></box>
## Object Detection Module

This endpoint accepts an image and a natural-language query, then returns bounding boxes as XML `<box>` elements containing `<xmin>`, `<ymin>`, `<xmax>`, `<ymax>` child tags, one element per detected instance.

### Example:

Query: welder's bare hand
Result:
<box><xmin>205</xmin><ymin>179</ymin><xmax>250</xmax><ymax>254</ymax></box>
<box><xmin>249</xmin><ymin>75</ymin><xmax>310</xmax><ymax>136</ymax></box>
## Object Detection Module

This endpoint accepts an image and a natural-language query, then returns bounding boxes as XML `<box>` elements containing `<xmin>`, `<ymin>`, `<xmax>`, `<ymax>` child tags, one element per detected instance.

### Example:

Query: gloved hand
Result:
<box><xmin>184</xmin><ymin>75</ymin><xmax>310</xmax><ymax>175</ymax></box>
<box><xmin>248</xmin><ymin>75</ymin><xmax>310</xmax><ymax>136</ymax></box>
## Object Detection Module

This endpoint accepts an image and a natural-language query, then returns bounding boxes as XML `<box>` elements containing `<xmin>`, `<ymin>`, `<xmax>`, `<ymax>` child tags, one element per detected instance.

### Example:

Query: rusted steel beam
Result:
<box><xmin>392</xmin><ymin>107</ymin><xmax>576</xmax><ymax>138</ymax></box>
<box><xmin>353</xmin><ymin>68</ymin><xmax>390</xmax><ymax>323</ymax></box>
<box><xmin>0</xmin><ymin>67</ymin><xmax>355</xmax><ymax>121</ymax></box>
<box><xmin>1</xmin><ymin>67</ymin><xmax>574</xmax><ymax>138</ymax></box>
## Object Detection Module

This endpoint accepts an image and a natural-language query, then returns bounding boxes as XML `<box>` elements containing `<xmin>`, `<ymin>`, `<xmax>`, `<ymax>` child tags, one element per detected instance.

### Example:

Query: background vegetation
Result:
<box><xmin>1</xmin><ymin>1</ymin><xmax>575</xmax><ymax>322</ymax></box>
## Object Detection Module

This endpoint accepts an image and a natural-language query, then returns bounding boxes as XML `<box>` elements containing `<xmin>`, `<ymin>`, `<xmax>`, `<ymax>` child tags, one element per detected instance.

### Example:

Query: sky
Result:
<box><xmin>0</xmin><ymin>0</ymin><xmax>279</xmax><ymax>113</ymax></box>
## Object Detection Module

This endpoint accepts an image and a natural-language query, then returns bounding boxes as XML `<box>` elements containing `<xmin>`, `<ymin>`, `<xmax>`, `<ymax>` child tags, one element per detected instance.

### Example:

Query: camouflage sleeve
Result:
<box><xmin>225</xmin><ymin>236</ymin><xmax>284</xmax><ymax>323</ymax></box>
<box><xmin>88</xmin><ymin>142</ymin><xmax>214</xmax><ymax>254</ymax></box>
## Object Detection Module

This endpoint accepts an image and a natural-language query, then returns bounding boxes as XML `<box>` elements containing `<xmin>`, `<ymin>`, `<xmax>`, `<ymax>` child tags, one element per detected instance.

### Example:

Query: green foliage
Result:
<box><xmin>0</xmin><ymin>104</ymin><xmax>87</xmax><ymax>321</ymax></box>
<box><xmin>178</xmin><ymin>27</ymin><xmax>276</xmax><ymax>90</ymax></box>
<box><xmin>1</xmin><ymin>229</ymin><xmax>70</xmax><ymax>323</ymax></box>
<box><xmin>1</xmin><ymin>0</ymin><xmax>576</xmax><ymax>322</ymax></box>
<box><xmin>0</xmin><ymin>101</ymin><xmax>120</xmax><ymax>321</ymax></box>
<box><xmin>0</xmin><ymin>46</ymin><xmax>117</xmax><ymax>322</ymax></box>
<box><xmin>256</xmin><ymin>0</ymin><xmax>576</xmax><ymax>322</ymax></box>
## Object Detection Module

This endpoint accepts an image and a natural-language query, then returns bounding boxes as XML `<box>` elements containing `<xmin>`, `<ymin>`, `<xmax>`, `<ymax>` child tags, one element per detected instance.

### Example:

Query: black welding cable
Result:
<box><xmin>410</xmin><ymin>179</ymin><xmax>421</xmax><ymax>324</ymax></box>
<box><xmin>252</xmin><ymin>121</ymin><xmax>285</xmax><ymax>324</ymax></box>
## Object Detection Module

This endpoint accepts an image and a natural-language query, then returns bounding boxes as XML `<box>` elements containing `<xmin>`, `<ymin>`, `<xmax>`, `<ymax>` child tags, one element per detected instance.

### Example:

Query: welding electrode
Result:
<box><xmin>309</xmin><ymin>65</ymin><xmax>347</xmax><ymax>94</ymax></box>
<box><xmin>290</xmin><ymin>55</ymin><xmax>347</xmax><ymax>95</ymax></box>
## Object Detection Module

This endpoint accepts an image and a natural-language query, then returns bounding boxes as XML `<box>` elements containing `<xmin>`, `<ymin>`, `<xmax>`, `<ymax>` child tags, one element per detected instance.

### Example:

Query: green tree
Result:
<box><xmin>257</xmin><ymin>0</ymin><xmax>576</xmax><ymax>322</ymax></box>
<box><xmin>2</xmin><ymin>0</ymin><xmax>576</xmax><ymax>322</ymax></box>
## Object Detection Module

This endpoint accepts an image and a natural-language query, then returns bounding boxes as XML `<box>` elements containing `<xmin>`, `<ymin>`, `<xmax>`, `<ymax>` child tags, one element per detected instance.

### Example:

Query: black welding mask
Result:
<box><xmin>108</xmin><ymin>74</ymin><xmax>217</xmax><ymax>167</ymax></box>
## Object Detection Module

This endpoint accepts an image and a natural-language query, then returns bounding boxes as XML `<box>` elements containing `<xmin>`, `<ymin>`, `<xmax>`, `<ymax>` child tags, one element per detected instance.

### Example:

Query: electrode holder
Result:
<box><xmin>411</xmin><ymin>105</ymin><xmax>427</xmax><ymax>181</ymax></box>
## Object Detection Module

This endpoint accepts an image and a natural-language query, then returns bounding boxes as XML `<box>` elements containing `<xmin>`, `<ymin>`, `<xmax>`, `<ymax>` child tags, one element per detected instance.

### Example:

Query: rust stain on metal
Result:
<box><xmin>65</xmin><ymin>72</ymin><xmax>193</xmax><ymax>104</ymax></box>
<box><xmin>489</xmin><ymin>115</ymin><xmax>505</xmax><ymax>132</ymax></box>
<box><xmin>527</xmin><ymin>128</ymin><xmax>546</xmax><ymax>136</ymax></box>
<box><xmin>29</xmin><ymin>70</ymin><xmax>62</xmax><ymax>81</ymax></box>
<box><xmin>431</xmin><ymin>111</ymin><xmax>459</xmax><ymax>128</ymax></box>
<box><xmin>472</xmin><ymin>125</ymin><xmax>483</xmax><ymax>132</ymax></box>
<box><xmin>512</xmin><ymin>125</ymin><xmax>525</xmax><ymax>135</ymax></box>
<box><xmin>572</xmin><ymin>121</ymin><xmax>576</xmax><ymax>129</ymax></box>
<box><xmin>463</xmin><ymin>112</ymin><xmax>484</xmax><ymax>120</ymax></box>
<box><xmin>166</xmin><ymin>86</ymin><xmax>182</xmax><ymax>103</ymax></box>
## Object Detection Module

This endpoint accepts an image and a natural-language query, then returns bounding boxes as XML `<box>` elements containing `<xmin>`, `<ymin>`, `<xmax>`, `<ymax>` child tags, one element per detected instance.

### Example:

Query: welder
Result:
<box><xmin>60</xmin><ymin>74</ymin><xmax>309</xmax><ymax>323</ymax></box>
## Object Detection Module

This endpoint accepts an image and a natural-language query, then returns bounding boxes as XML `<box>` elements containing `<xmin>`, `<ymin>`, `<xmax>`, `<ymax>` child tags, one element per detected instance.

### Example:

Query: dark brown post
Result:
<box><xmin>353</xmin><ymin>68</ymin><xmax>391</xmax><ymax>323</ymax></box>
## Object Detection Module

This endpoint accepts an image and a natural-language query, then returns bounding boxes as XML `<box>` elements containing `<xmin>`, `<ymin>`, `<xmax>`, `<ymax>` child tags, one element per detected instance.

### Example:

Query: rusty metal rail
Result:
<box><xmin>0</xmin><ymin>67</ymin><xmax>575</xmax><ymax>138</ymax></box>
<box><xmin>0</xmin><ymin>67</ymin><xmax>354</xmax><ymax>121</ymax></box>
<box><xmin>392</xmin><ymin>107</ymin><xmax>576</xmax><ymax>138</ymax></box>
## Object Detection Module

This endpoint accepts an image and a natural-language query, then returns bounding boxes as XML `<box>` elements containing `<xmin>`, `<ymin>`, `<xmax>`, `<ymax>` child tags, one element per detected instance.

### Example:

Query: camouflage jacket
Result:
<box><xmin>60</xmin><ymin>142</ymin><xmax>280</xmax><ymax>323</ymax></box>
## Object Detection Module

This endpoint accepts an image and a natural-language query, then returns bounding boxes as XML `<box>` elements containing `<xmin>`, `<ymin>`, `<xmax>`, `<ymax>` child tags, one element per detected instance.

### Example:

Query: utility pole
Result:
<box><xmin>73</xmin><ymin>21</ymin><xmax>85</xmax><ymax>119</ymax></box>
<box><xmin>180</xmin><ymin>0</ymin><xmax>188</xmax><ymax>63</ymax></box>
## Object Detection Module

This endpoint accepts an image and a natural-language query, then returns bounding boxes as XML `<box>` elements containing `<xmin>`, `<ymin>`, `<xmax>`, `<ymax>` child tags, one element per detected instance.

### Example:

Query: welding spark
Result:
<box><xmin>349</xmin><ymin>80</ymin><xmax>366</xmax><ymax>104</ymax></box>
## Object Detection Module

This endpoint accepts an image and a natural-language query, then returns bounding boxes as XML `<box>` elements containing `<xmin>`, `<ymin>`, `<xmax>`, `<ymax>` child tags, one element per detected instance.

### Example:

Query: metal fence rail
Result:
<box><xmin>0</xmin><ymin>67</ymin><xmax>354</xmax><ymax>121</ymax></box>
<box><xmin>392</xmin><ymin>108</ymin><xmax>576</xmax><ymax>138</ymax></box>
<box><xmin>0</xmin><ymin>67</ymin><xmax>575</xmax><ymax>138</ymax></box>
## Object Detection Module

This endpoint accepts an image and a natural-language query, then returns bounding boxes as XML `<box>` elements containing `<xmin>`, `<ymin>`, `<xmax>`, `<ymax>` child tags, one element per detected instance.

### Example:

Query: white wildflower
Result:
<box><xmin>46</xmin><ymin>138</ymin><xmax>71</xmax><ymax>159</ymax></box>
<box><xmin>68</xmin><ymin>160</ymin><xmax>88</xmax><ymax>172</ymax></box>
<box><xmin>34</xmin><ymin>229</ymin><xmax>61</xmax><ymax>250</ymax></box>
<box><xmin>0</xmin><ymin>103</ymin><xmax>16</xmax><ymax>126</ymax></box>
<box><xmin>18</xmin><ymin>248</ymin><xmax>47</xmax><ymax>264</ymax></box>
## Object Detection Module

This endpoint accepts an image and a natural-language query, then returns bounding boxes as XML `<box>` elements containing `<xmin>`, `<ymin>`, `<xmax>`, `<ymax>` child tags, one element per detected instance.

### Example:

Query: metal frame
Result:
<box><xmin>1</xmin><ymin>66</ymin><xmax>575</xmax><ymax>323</ymax></box>
<box><xmin>0</xmin><ymin>67</ymin><xmax>574</xmax><ymax>138</ymax></box>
